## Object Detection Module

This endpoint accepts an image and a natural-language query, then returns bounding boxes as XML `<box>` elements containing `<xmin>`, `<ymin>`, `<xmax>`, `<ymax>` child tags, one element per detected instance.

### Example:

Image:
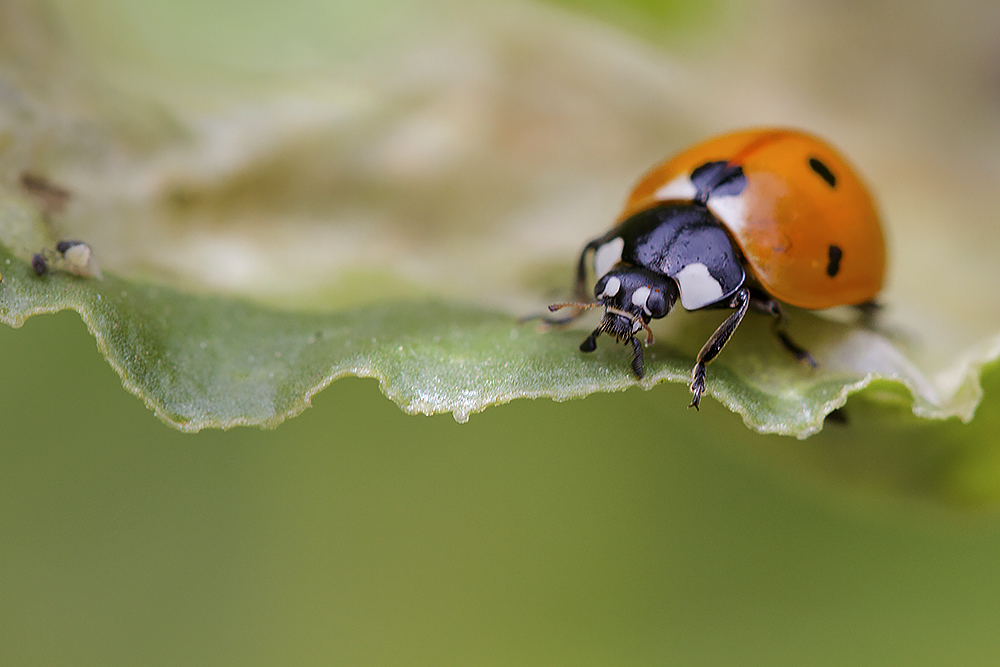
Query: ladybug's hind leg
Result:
<box><xmin>855</xmin><ymin>300</ymin><xmax>882</xmax><ymax>328</ymax></box>
<box><xmin>749</xmin><ymin>293</ymin><xmax>817</xmax><ymax>368</ymax></box>
<box><xmin>689</xmin><ymin>287</ymin><xmax>750</xmax><ymax>410</ymax></box>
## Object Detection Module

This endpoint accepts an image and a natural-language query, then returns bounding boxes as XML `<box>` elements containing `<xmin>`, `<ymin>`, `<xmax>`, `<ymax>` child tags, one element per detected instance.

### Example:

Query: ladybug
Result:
<box><xmin>548</xmin><ymin>128</ymin><xmax>886</xmax><ymax>409</ymax></box>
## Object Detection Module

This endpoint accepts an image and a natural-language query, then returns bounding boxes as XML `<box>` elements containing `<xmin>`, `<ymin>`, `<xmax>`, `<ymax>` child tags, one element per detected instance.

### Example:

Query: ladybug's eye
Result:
<box><xmin>645</xmin><ymin>288</ymin><xmax>669</xmax><ymax>318</ymax></box>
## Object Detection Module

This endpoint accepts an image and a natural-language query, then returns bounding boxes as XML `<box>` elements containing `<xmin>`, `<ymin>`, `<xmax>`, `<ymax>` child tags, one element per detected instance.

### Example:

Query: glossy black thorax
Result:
<box><xmin>598</xmin><ymin>202</ymin><xmax>746</xmax><ymax>311</ymax></box>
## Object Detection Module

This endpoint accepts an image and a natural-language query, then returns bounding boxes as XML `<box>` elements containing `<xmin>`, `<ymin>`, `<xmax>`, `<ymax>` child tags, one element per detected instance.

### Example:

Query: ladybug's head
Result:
<box><xmin>543</xmin><ymin>264</ymin><xmax>678</xmax><ymax>379</ymax></box>
<box><xmin>592</xmin><ymin>266</ymin><xmax>678</xmax><ymax>343</ymax></box>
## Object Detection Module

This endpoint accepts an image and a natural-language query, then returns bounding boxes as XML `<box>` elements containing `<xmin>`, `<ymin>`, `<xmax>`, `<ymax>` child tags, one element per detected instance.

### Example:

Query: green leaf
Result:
<box><xmin>2</xmin><ymin>0</ymin><xmax>999</xmax><ymax>439</ymax></box>
<box><xmin>0</xmin><ymin>227</ymin><xmax>994</xmax><ymax>437</ymax></box>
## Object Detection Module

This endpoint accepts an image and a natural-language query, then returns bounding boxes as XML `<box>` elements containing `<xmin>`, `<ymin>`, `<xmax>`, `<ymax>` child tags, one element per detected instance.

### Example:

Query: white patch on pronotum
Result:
<box><xmin>674</xmin><ymin>262</ymin><xmax>723</xmax><ymax>310</ymax></box>
<box><xmin>653</xmin><ymin>175</ymin><xmax>697</xmax><ymax>202</ymax></box>
<box><xmin>708</xmin><ymin>195</ymin><xmax>748</xmax><ymax>235</ymax></box>
<box><xmin>593</xmin><ymin>237</ymin><xmax>624</xmax><ymax>278</ymax></box>
<box><xmin>631</xmin><ymin>286</ymin><xmax>652</xmax><ymax>315</ymax></box>
<box><xmin>599</xmin><ymin>275</ymin><xmax>621</xmax><ymax>299</ymax></box>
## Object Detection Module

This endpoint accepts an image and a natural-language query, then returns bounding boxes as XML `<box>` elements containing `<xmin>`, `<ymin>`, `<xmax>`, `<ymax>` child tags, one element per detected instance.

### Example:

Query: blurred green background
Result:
<box><xmin>5</xmin><ymin>0</ymin><xmax>1000</xmax><ymax>665</ymax></box>
<box><xmin>4</xmin><ymin>300</ymin><xmax>1000</xmax><ymax>666</ymax></box>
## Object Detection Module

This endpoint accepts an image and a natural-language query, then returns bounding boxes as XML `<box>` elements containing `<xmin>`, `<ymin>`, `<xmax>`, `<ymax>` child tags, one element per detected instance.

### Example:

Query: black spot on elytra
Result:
<box><xmin>827</xmin><ymin>244</ymin><xmax>843</xmax><ymax>277</ymax></box>
<box><xmin>690</xmin><ymin>161</ymin><xmax>747</xmax><ymax>204</ymax></box>
<box><xmin>809</xmin><ymin>157</ymin><xmax>837</xmax><ymax>188</ymax></box>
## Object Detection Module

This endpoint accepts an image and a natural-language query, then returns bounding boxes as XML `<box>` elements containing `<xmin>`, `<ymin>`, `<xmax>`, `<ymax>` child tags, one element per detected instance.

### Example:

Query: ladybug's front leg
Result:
<box><xmin>579</xmin><ymin>328</ymin><xmax>645</xmax><ymax>378</ymax></box>
<box><xmin>689</xmin><ymin>287</ymin><xmax>750</xmax><ymax>410</ymax></box>
<box><xmin>628</xmin><ymin>335</ymin><xmax>644</xmax><ymax>379</ymax></box>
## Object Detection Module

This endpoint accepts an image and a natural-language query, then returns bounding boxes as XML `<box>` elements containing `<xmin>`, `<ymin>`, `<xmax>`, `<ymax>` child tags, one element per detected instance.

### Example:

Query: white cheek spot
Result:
<box><xmin>653</xmin><ymin>175</ymin><xmax>697</xmax><ymax>201</ymax></box>
<box><xmin>631</xmin><ymin>286</ymin><xmax>652</xmax><ymax>315</ymax></box>
<box><xmin>675</xmin><ymin>262</ymin><xmax>724</xmax><ymax>310</ymax></box>
<box><xmin>599</xmin><ymin>275</ymin><xmax>621</xmax><ymax>299</ymax></box>
<box><xmin>631</xmin><ymin>319</ymin><xmax>643</xmax><ymax>333</ymax></box>
<box><xmin>593</xmin><ymin>237</ymin><xmax>624</xmax><ymax>278</ymax></box>
<box><xmin>708</xmin><ymin>195</ymin><xmax>748</xmax><ymax>235</ymax></box>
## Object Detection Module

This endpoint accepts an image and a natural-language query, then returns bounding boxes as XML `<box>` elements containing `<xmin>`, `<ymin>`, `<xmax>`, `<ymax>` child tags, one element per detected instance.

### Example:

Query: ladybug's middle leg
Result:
<box><xmin>748</xmin><ymin>292</ymin><xmax>817</xmax><ymax>367</ymax></box>
<box><xmin>573</xmin><ymin>238</ymin><xmax>604</xmax><ymax>302</ymax></box>
<box><xmin>689</xmin><ymin>287</ymin><xmax>750</xmax><ymax>410</ymax></box>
